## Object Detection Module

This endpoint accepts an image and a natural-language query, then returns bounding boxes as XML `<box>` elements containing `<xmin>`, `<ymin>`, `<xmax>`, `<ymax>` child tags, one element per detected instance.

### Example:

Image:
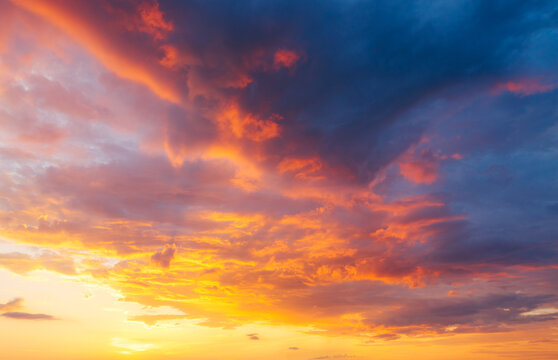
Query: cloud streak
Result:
<box><xmin>0</xmin><ymin>297</ymin><xmax>56</xmax><ymax>321</ymax></box>
<box><xmin>1</xmin><ymin>312</ymin><xmax>56</xmax><ymax>320</ymax></box>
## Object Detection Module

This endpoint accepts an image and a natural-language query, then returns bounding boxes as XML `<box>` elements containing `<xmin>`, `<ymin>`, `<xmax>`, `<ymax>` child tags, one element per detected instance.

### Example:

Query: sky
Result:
<box><xmin>0</xmin><ymin>0</ymin><xmax>558</xmax><ymax>359</ymax></box>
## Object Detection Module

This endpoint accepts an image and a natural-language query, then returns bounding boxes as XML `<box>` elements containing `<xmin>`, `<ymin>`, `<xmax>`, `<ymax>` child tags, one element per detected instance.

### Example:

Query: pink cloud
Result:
<box><xmin>151</xmin><ymin>243</ymin><xmax>177</xmax><ymax>268</ymax></box>
<box><xmin>493</xmin><ymin>78</ymin><xmax>557</xmax><ymax>96</ymax></box>
<box><xmin>399</xmin><ymin>149</ymin><xmax>439</xmax><ymax>185</ymax></box>
<box><xmin>273</xmin><ymin>49</ymin><xmax>300</xmax><ymax>70</ymax></box>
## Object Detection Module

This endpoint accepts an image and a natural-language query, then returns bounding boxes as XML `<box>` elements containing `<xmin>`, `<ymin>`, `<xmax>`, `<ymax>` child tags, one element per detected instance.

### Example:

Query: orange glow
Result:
<box><xmin>217</xmin><ymin>104</ymin><xmax>282</xmax><ymax>141</ymax></box>
<box><xmin>278</xmin><ymin>157</ymin><xmax>324</xmax><ymax>180</ymax></box>
<box><xmin>12</xmin><ymin>0</ymin><xmax>182</xmax><ymax>103</ymax></box>
<box><xmin>494</xmin><ymin>79</ymin><xmax>557</xmax><ymax>96</ymax></box>
<box><xmin>399</xmin><ymin>160</ymin><xmax>438</xmax><ymax>184</ymax></box>
<box><xmin>136</xmin><ymin>1</ymin><xmax>174</xmax><ymax>40</ymax></box>
<box><xmin>273</xmin><ymin>49</ymin><xmax>300</xmax><ymax>69</ymax></box>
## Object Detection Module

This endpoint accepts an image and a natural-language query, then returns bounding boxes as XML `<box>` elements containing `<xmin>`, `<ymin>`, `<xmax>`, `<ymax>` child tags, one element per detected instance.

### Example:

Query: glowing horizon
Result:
<box><xmin>1</xmin><ymin>1</ymin><xmax>557</xmax><ymax>359</ymax></box>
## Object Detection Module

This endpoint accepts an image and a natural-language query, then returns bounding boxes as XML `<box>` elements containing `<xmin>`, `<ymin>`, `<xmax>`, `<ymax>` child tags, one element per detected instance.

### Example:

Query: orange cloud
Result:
<box><xmin>217</xmin><ymin>104</ymin><xmax>282</xmax><ymax>141</ymax></box>
<box><xmin>273</xmin><ymin>49</ymin><xmax>300</xmax><ymax>70</ymax></box>
<box><xmin>399</xmin><ymin>161</ymin><xmax>438</xmax><ymax>184</ymax></box>
<box><xmin>0</xmin><ymin>251</ymin><xmax>76</xmax><ymax>275</ymax></box>
<box><xmin>278</xmin><ymin>157</ymin><xmax>324</xmax><ymax>180</ymax></box>
<box><xmin>0</xmin><ymin>298</ymin><xmax>24</xmax><ymax>312</ymax></box>
<box><xmin>494</xmin><ymin>79</ymin><xmax>557</xmax><ymax>96</ymax></box>
<box><xmin>399</xmin><ymin>149</ymin><xmax>439</xmax><ymax>184</ymax></box>
<box><xmin>12</xmin><ymin>0</ymin><xmax>182</xmax><ymax>103</ymax></box>
<box><xmin>136</xmin><ymin>1</ymin><xmax>174</xmax><ymax>41</ymax></box>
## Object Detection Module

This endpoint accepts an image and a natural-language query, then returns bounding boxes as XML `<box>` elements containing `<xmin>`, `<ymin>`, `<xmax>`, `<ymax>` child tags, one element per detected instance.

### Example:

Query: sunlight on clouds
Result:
<box><xmin>112</xmin><ymin>337</ymin><xmax>156</xmax><ymax>353</ymax></box>
<box><xmin>1</xmin><ymin>0</ymin><xmax>558</xmax><ymax>359</ymax></box>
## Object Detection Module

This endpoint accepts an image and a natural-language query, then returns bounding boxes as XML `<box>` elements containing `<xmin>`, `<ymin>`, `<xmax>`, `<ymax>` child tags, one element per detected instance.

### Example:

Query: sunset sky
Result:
<box><xmin>1</xmin><ymin>1</ymin><xmax>558</xmax><ymax>359</ymax></box>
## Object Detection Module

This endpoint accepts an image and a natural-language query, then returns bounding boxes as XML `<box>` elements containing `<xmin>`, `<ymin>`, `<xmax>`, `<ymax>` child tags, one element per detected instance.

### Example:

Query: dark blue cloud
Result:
<box><xmin>161</xmin><ymin>0</ymin><xmax>558</xmax><ymax>181</ymax></box>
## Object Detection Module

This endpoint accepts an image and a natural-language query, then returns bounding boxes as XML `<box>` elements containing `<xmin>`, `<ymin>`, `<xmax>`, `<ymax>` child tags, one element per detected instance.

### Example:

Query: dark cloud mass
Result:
<box><xmin>163</xmin><ymin>0</ymin><xmax>558</xmax><ymax>180</ymax></box>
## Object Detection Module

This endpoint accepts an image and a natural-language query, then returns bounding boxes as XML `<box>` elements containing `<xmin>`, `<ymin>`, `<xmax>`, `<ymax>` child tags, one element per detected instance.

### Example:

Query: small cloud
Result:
<box><xmin>399</xmin><ymin>149</ymin><xmax>439</xmax><ymax>184</ymax></box>
<box><xmin>128</xmin><ymin>314</ymin><xmax>189</xmax><ymax>326</ymax></box>
<box><xmin>151</xmin><ymin>244</ymin><xmax>176</xmax><ymax>268</ymax></box>
<box><xmin>2</xmin><ymin>312</ymin><xmax>56</xmax><ymax>320</ymax></box>
<box><xmin>289</xmin><ymin>347</ymin><xmax>299</xmax><ymax>350</ymax></box>
<box><xmin>0</xmin><ymin>298</ymin><xmax>24</xmax><ymax>312</ymax></box>
<box><xmin>136</xmin><ymin>1</ymin><xmax>174</xmax><ymax>41</ymax></box>
<box><xmin>493</xmin><ymin>79</ymin><xmax>557</xmax><ymax>96</ymax></box>
<box><xmin>273</xmin><ymin>49</ymin><xmax>300</xmax><ymax>70</ymax></box>
<box><xmin>0</xmin><ymin>251</ymin><xmax>76</xmax><ymax>275</ymax></box>
<box><xmin>246</xmin><ymin>333</ymin><xmax>259</xmax><ymax>340</ymax></box>
<box><xmin>373</xmin><ymin>333</ymin><xmax>400</xmax><ymax>341</ymax></box>
<box><xmin>112</xmin><ymin>337</ymin><xmax>156</xmax><ymax>352</ymax></box>
<box><xmin>521</xmin><ymin>308</ymin><xmax>558</xmax><ymax>317</ymax></box>
<box><xmin>0</xmin><ymin>297</ymin><xmax>57</xmax><ymax>320</ymax></box>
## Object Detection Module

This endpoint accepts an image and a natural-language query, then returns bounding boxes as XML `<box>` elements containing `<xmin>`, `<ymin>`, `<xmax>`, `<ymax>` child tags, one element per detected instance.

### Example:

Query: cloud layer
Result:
<box><xmin>0</xmin><ymin>0</ymin><xmax>557</xmax><ymax>340</ymax></box>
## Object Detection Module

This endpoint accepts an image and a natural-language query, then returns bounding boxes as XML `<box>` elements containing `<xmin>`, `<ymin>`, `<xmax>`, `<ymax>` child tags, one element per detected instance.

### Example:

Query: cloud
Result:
<box><xmin>399</xmin><ymin>149</ymin><xmax>440</xmax><ymax>185</ymax></box>
<box><xmin>150</xmin><ymin>244</ymin><xmax>176</xmax><ymax>268</ymax></box>
<box><xmin>1</xmin><ymin>312</ymin><xmax>56</xmax><ymax>320</ymax></box>
<box><xmin>0</xmin><ymin>0</ymin><xmax>557</xmax><ymax>342</ymax></box>
<box><xmin>135</xmin><ymin>1</ymin><xmax>174</xmax><ymax>41</ymax></box>
<box><xmin>0</xmin><ymin>297</ymin><xmax>57</xmax><ymax>321</ymax></box>
<box><xmin>368</xmin><ymin>293</ymin><xmax>557</xmax><ymax>333</ymax></box>
<box><xmin>12</xmin><ymin>0</ymin><xmax>183</xmax><ymax>103</ymax></box>
<box><xmin>373</xmin><ymin>333</ymin><xmax>400</xmax><ymax>341</ymax></box>
<box><xmin>0</xmin><ymin>298</ymin><xmax>23</xmax><ymax>312</ymax></box>
<box><xmin>493</xmin><ymin>78</ymin><xmax>558</xmax><ymax>96</ymax></box>
<box><xmin>246</xmin><ymin>333</ymin><xmax>259</xmax><ymax>340</ymax></box>
<box><xmin>112</xmin><ymin>337</ymin><xmax>156</xmax><ymax>352</ymax></box>
<box><xmin>0</xmin><ymin>252</ymin><xmax>76</xmax><ymax>275</ymax></box>
<box><xmin>127</xmin><ymin>314</ymin><xmax>189</xmax><ymax>326</ymax></box>
<box><xmin>273</xmin><ymin>49</ymin><xmax>300</xmax><ymax>70</ymax></box>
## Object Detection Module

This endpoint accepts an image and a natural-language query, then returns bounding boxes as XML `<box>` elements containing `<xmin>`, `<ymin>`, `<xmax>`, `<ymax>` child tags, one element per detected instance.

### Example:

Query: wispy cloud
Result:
<box><xmin>1</xmin><ymin>312</ymin><xmax>56</xmax><ymax>320</ymax></box>
<box><xmin>0</xmin><ymin>297</ymin><xmax>57</xmax><ymax>321</ymax></box>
